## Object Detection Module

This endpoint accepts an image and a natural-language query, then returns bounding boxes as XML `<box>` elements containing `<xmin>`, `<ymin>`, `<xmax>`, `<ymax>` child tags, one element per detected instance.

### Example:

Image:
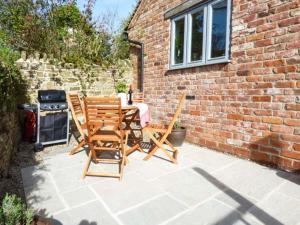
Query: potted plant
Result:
<box><xmin>0</xmin><ymin>194</ymin><xmax>53</xmax><ymax>225</ymax></box>
<box><xmin>115</xmin><ymin>81</ymin><xmax>127</xmax><ymax>106</ymax></box>
<box><xmin>167</xmin><ymin>122</ymin><xmax>187</xmax><ymax>147</ymax></box>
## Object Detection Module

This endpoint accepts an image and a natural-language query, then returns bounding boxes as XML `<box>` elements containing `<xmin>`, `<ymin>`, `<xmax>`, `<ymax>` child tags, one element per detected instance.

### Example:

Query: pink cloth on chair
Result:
<box><xmin>134</xmin><ymin>103</ymin><xmax>151</xmax><ymax>127</ymax></box>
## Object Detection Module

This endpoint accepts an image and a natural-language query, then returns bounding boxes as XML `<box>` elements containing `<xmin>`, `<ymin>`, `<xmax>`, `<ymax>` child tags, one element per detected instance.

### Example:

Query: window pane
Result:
<box><xmin>191</xmin><ymin>10</ymin><xmax>204</xmax><ymax>62</ymax></box>
<box><xmin>211</xmin><ymin>0</ymin><xmax>227</xmax><ymax>58</ymax></box>
<box><xmin>174</xmin><ymin>18</ymin><xmax>185</xmax><ymax>64</ymax></box>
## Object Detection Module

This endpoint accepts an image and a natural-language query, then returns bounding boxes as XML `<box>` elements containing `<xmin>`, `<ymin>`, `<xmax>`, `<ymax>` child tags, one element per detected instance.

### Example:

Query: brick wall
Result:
<box><xmin>128</xmin><ymin>0</ymin><xmax>300</xmax><ymax>172</ymax></box>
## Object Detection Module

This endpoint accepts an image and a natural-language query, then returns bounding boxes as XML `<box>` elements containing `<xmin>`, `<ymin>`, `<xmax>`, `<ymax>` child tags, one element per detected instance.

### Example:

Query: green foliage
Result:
<box><xmin>0</xmin><ymin>0</ymin><xmax>131</xmax><ymax>107</ymax></box>
<box><xmin>0</xmin><ymin>0</ymin><xmax>130</xmax><ymax>67</ymax></box>
<box><xmin>0</xmin><ymin>39</ymin><xmax>27</xmax><ymax>110</ymax></box>
<box><xmin>116</xmin><ymin>82</ymin><xmax>127</xmax><ymax>93</ymax></box>
<box><xmin>0</xmin><ymin>194</ymin><xmax>33</xmax><ymax>225</ymax></box>
<box><xmin>173</xmin><ymin>122</ymin><xmax>181</xmax><ymax>129</ymax></box>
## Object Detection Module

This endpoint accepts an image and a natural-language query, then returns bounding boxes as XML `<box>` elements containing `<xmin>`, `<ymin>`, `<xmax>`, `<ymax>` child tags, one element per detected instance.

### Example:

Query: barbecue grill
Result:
<box><xmin>35</xmin><ymin>90</ymin><xmax>69</xmax><ymax>150</ymax></box>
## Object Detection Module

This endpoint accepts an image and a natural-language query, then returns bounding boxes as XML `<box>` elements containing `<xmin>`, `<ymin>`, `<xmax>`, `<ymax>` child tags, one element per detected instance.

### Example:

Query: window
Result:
<box><xmin>170</xmin><ymin>0</ymin><xmax>231</xmax><ymax>69</ymax></box>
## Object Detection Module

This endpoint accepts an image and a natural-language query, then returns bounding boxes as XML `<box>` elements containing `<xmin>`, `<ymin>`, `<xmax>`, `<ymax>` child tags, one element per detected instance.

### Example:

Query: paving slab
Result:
<box><xmin>215</xmin><ymin>189</ymin><xmax>257</xmax><ymax>214</ymax></box>
<box><xmin>152</xmin><ymin>168</ymin><xmax>226</xmax><ymax>206</ymax></box>
<box><xmin>212</xmin><ymin>160</ymin><xmax>288</xmax><ymax>200</ymax></box>
<box><xmin>248</xmin><ymin>192</ymin><xmax>300</xmax><ymax>225</ymax></box>
<box><xmin>91</xmin><ymin>174</ymin><xmax>163</xmax><ymax>213</ymax></box>
<box><xmin>166</xmin><ymin>199</ymin><xmax>261</xmax><ymax>225</ymax></box>
<box><xmin>277</xmin><ymin>173</ymin><xmax>300</xmax><ymax>201</ymax></box>
<box><xmin>53</xmin><ymin>201</ymin><xmax>119</xmax><ymax>225</ymax></box>
<box><xmin>118</xmin><ymin>195</ymin><xmax>187</xmax><ymax>225</ymax></box>
<box><xmin>62</xmin><ymin>187</ymin><xmax>96</xmax><ymax>208</ymax></box>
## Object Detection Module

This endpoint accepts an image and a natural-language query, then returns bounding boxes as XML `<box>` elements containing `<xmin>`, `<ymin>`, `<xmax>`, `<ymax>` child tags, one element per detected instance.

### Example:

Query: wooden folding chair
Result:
<box><xmin>83</xmin><ymin>97</ymin><xmax>128</xmax><ymax>180</ymax></box>
<box><xmin>142</xmin><ymin>93</ymin><xmax>186</xmax><ymax>163</ymax></box>
<box><xmin>133</xmin><ymin>92</ymin><xmax>144</xmax><ymax>103</ymax></box>
<box><xmin>67</xmin><ymin>93</ymin><xmax>87</xmax><ymax>155</ymax></box>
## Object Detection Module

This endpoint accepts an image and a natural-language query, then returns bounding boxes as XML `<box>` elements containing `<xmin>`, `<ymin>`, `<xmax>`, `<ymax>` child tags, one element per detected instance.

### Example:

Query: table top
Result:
<box><xmin>122</xmin><ymin>105</ymin><xmax>137</xmax><ymax>110</ymax></box>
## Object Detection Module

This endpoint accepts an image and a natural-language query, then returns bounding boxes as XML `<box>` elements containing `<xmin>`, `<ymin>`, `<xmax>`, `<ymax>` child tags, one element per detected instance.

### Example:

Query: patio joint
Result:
<box><xmin>164</xmin><ymin>192</ymin><xmax>191</xmax><ymax>209</ymax></box>
<box><xmin>115</xmin><ymin>193</ymin><xmax>167</xmax><ymax>216</ymax></box>
<box><xmin>247</xmin><ymin>179</ymin><xmax>289</xmax><ymax>213</ymax></box>
<box><xmin>88</xmin><ymin>185</ymin><xmax>126</xmax><ymax>225</ymax></box>
<box><xmin>52</xmin><ymin>199</ymin><xmax>98</xmax><ymax>216</ymax></box>
<box><xmin>159</xmin><ymin>189</ymin><xmax>227</xmax><ymax>225</ymax></box>
<box><xmin>48</xmin><ymin>172</ymin><xmax>69</xmax><ymax>211</ymax></box>
<box><xmin>147</xmin><ymin>162</ymin><xmax>199</xmax><ymax>182</ymax></box>
<box><xmin>213</xmin><ymin>198</ymin><xmax>264</xmax><ymax>225</ymax></box>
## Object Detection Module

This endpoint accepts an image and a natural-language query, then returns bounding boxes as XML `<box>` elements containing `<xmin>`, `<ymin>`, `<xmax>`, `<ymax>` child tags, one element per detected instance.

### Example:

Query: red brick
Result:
<box><xmin>251</xmin><ymin>151</ymin><xmax>271</xmax><ymax>163</ymax></box>
<box><xmin>252</xmin><ymin>96</ymin><xmax>271</xmax><ymax>102</ymax></box>
<box><xmin>244</xmin><ymin>115</ymin><xmax>260</xmax><ymax>122</ymax></box>
<box><xmin>286</xmin><ymin>104</ymin><xmax>300</xmax><ymax>111</ymax></box>
<box><xmin>278</xmin><ymin>17</ymin><xmax>300</xmax><ymax>28</ymax></box>
<box><xmin>273</xmin><ymin>66</ymin><xmax>296</xmax><ymax>74</ymax></box>
<box><xmin>281</xmin><ymin>134</ymin><xmax>300</xmax><ymax>142</ymax></box>
<box><xmin>271</xmin><ymin>125</ymin><xmax>294</xmax><ymax>134</ymax></box>
<box><xmin>284</xmin><ymin>119</ymin><xmax>300</xmax><ymax>126</ymax></box>
<box><xmin>246</xmin><ymin>33</ymin><xmax>264</xmax><ymax>42</ymax></box>
<box><xmin>293</xmin><ymin>144</ymin><xmax>300</xmax><ymax>152</ymax></box>
<box><xmin>206</xmin><ymin>140</ymin><xmax>218</xmax><ymax>149</ymax></box>
<box><xmin>281</xmin><ymin>150</ymin><xmax>300</xmax><ymax>160</ymax></box>
<box><xmin>248</xmin><ymin>19</ymin><xmax>265</xmax><ymax>28</ymax></box>
<box><xmin>270</xmin><ymin>139</ymin><xmax>289</xmax><ymax>149</ymax></box>
<box><xmin>255</xmin><ymin>39</ymin><xmax>273</xmax><ymax>47</ymax></box>
<box><xmin>275</xmin><ymin>81</ymin><xmax>294</xmax><ymax>88</ymax></box>
<box><xmin>227</xmin><ymin>114</ymin><xmax>243</xmax><ymax>120</ymax></box>
<box><xmin>262</xmin><ymin>117</ymin><xmax>283</xmax><ymax>125</ymax></box>
<box><xmin>254</xmin><ymin>110</ymin><xmax>272</xmax><ymax>116</ymax></box>
<box><xmin>233</xmin><ymin>147</ymin><xmax>250</xmax><ymax>159</ymax></box>
<box><xmin>263</xmin><ymin>59</ymin><xmax>285</xmax><ymax>67</ymax></box>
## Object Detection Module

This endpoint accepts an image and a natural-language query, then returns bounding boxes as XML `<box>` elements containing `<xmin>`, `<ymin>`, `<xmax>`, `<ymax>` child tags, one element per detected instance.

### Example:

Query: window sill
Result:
<box><xmin>168</xmin><ymin>59</ymin><xmax>231</xmax><ymax>71</ymax></box>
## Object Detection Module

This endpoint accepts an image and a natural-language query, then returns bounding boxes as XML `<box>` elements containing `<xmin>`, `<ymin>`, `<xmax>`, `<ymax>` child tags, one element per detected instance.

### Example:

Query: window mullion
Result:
<box><xmin>184</xmin><ymin>14</ymin><xmax>188</xmax><ymax>67</ymax></box>
<box><xmin>206</xmin><ymin>3</ymin><xmax>212</xmax><ymax>62</ymax></box>
<box><xmin>203</xmin><ymin>5</ymin><xmax>208</xmax><ymax>64</ymax></box>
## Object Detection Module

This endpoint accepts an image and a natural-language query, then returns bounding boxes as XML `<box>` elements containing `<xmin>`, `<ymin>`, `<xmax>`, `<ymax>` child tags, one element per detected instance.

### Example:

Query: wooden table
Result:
<box><xmin>121</xmin><ymin>105</ymin><xmax>143</xmax><ymax>156</ymax></box>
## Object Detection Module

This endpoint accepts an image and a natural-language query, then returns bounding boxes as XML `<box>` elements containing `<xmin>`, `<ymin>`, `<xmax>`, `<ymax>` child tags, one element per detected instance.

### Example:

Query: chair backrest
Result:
<box><xmin>84</xmin><ymin>97</ymin><xmax>122</xmax><ymax>138</ymax></box>
<box><xmin>133</xmin><ymin>92</ymin><xmax>144</xmax><ymax>103</ymax></box>
<box><xmin>67</xmin><ymin>93</ymin><xmax>85</xmax><ymax>137</ymax></box>
<box><xmin>166</xmin><ymin>93</ymin><xmax>186</xmax><ymax>134</ymax></box>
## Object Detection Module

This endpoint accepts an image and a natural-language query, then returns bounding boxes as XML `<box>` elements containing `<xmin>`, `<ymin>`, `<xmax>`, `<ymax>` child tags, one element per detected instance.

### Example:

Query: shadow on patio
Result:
<box><xmin>192</xmin><ymin>167</ymin><xmax>283</xmax><ymax>225</ymax></box>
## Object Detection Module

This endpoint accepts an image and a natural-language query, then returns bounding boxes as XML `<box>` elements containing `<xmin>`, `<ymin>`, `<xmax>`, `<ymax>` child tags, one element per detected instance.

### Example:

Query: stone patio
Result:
<box><xmin>21</xmin><ymin>142</ymin><xmax>300</xmax><ymax>225</ymax></box>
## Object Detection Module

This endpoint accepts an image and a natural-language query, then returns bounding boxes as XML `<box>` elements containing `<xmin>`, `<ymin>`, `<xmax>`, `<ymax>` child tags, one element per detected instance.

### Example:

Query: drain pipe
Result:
<box><xmin>123</xmin><ymin>31</ymin><xmax>144</xmax><ymax>92</ymax></box>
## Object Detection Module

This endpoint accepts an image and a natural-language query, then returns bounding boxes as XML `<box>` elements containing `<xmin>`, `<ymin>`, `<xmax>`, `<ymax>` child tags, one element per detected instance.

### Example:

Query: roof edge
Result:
<box><xmin>125</xmin><ymin>0</ymin><xmax>142</xmax><ymax>31</ymax></box>
<box><xmin>164</xmin><ymin>0</ymin><xmax>207</xmax><ymax>19</ymax></box>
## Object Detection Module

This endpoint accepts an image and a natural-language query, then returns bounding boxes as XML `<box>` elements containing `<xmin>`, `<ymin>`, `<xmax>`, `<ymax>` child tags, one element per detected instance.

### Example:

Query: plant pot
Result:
<box><xmin>31</xmin><ymin>215</ymin><xmax>54</xmax><ymax>225</ymax></box>
<box><xmin>167</xmin><ymin>127</ymin><xmax>187</xmax><ymax>147</ymax></box>
<box><xmin>117</xmin><ymin>92</ymin><xmax>127</xmax><ymax>106</ymax></box>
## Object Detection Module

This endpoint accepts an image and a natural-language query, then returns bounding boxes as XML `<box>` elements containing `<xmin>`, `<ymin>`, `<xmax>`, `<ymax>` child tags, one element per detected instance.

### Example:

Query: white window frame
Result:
<box><xmin>170</xmin><ymin>14</ymin><xmax>188</xmax><ymax>69</ymax></box>
<box><xmin>169</xmin><ymin>0</ymin><xmax>231</xmax><ymax>70</ymax></box>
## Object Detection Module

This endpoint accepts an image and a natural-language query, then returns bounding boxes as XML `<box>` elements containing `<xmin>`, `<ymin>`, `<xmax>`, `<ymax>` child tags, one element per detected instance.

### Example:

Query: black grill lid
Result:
<box><xmin>38</xmin><ymin>90</ymin><xmax>66</xmax><ymax>103</ymax></box>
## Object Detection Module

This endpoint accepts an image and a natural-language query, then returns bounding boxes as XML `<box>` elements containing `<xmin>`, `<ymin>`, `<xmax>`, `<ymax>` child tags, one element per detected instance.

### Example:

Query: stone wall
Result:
<box><xmin>128</xmin><ymin>0</ymin><xmax>300</xmax><ymax>172</ymax></box>
<box><xmin>16</xmin><ymin>52</ymin><xmax>133</xmax><ymax>101</ymax></box>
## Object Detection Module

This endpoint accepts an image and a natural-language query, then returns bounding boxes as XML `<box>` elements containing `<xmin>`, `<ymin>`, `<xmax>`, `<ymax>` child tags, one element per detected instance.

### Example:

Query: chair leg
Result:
<box><xmin>83</xmin><ymin>150</ymin><xmax>92</xmax><ymax>179</ymax></box>
<box><xmin>165</xmin><ymin>139</ymin><xmax>178</xmax><ymax>162</ymax></box>
<box><xmin>143</xmin><ymin>145</ymin><xmax>158</xmax><ymax>160</ymax></box>
<box><xmin>144</xmin><ymin>132</ymin><xmax>177</xmax><ymax>163</ymax></box>
<box><xmin>164</xmin><ymin>139</ymin><xmax>178</xmax><ymax>153</ymax></box>
<box><xmin>69</xmin><ymin>139</ymin><xmax>85</xmax><ymax>155</ymax></box>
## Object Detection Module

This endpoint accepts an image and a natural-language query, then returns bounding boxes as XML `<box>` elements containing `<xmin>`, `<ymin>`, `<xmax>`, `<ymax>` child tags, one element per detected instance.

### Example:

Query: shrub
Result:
<box><xmin>0</xmin><ymin>194</ymin><xmax>33</xmax><ymax>225</ymax></box>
